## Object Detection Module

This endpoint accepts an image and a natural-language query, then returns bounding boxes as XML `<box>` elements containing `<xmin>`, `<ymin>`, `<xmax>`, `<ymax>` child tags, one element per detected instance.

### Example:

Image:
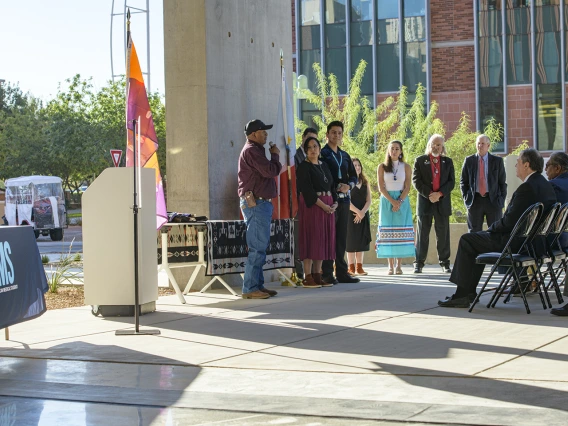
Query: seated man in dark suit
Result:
<box><xmin>545</xmin><ymin>152</ymin><xmax>568</xmax><ymax>317</ymax></box>
<box><xmin>439</xmin><ymin>148</ymin><xmax>557</xmax><ymax>308</ymax></box>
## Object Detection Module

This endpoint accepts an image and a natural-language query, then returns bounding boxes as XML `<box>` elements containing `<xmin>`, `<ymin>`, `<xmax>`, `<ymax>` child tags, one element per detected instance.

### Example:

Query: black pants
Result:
<box><xmin>467</xmin><ymin>194</ymin><xmax>503</xmax><ymax>232</ymax></box>
<box><xmin>323</xmin><ymin>201</ymin><xmax>350</xmax><ymax>278</ymax></box>
<box><xmin>449</xmin><ymin>231</ymin><xmax>506</xmax><ymax>296</ymax></box>
<box><xmin>415</xmin><ymin>210</ymin><xmax>451</xmax><ymax>267</ymax></box>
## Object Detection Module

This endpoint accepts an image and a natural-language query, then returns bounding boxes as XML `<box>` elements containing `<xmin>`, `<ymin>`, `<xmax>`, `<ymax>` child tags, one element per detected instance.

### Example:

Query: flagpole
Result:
<box><xmin>280</xmin><ymin>50</ymin><xmax>294</xmax><ymax>220</ymax></box>
<box><xmin>116</xmin><ymin>9</ymin><xmax>159</xmax><ymax>336</ymax></box>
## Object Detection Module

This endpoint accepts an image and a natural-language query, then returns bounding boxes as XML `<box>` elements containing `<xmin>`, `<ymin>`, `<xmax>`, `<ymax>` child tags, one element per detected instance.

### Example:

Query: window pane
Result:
<box><xmin>326</xmin><ymin>23</ymin><xmax>346</xmax><ymax>47</ymax></box>
<box><xmin>403</xmin><ymin>41</ymin><xmax>426</xmax><ymax>91</ymax></box>
<box><xmin>506</xmin><ymin>34</ymin><xmax>532</xmax><ymax>84</ymax></box>
<box><xmin>479</xmin><ymin>36</ymin><xmax>503</xmax><ymax>87</ymax></box>
<box><xmin>478</xmin><ymin>4</ymin><xmax>502</xmax><ymax>37</ymax></box>
<box><xmin>301</xmin><ymin>25</ymin><xmax>321</xmax><ymax>50</ymax></box>
<box><xmin>404</xmin><ymin>15</ymin><xmax>425</xmax><ymax>41</ymax></box>
<box><xmin>404</xmin><ymin>0</ymin><xmax>425</xmax><ymax>17</ymax></box>
<box><xmin>378</xmin><ymin>0</ymin><xmax>399</xmax><ymax>20</ymax></box>
<box><xmin>479</xmin><ymin>87</ymin><xmax>505</xmax><ymax>152</ymax></box>
<box><xmin>351</xmin><ymin>0</ymin><xmax>373</xmax><ymax>21</ymax></box>
<box><xmin>377</xmin><ymin>18</ymin><xmax>400</xmax><ymax>44</ymax></box>
<box><xmin>325</xmin><ymin>0</ymin><xmax>346</xmax><ymax>23</ymax></box>
<box><xmin>326</xmin><ymin>48</ymin><xmax>348</xmax><ymax>93</ymax></box>
<box><xmin>536</xmin><ymin>31</ymin><xmax>560</xmax><ymax>84</ymax></box>
<box><xmin>478</xmin><ymin>0</ymin><xmax>502</xmax><ymax>11</ymax></box>
<box><xmin>536</xmin><ymin>84</ymin><xmax>563</xmax><ymax>151</ymax></box>
<box><xmin>301</xmin><ymin>0</ymin><xmax>321</xmax><ymax>25</ymax></box>
<box><xmin>535</xmin><ymin>4</ymin><xmax>560</xmax><ymax>32</ymax></box>
<box><xmin>300</xmin><ymin>49</ymin><xmax>322</xmax><ymax>92</ymax></box>
<box><xmin>506</xmin><ymin>4</ymin><xmax>531</xmax><ymax>35</ymax></box>
<box><xmin>302</xmin><ymin>111</ymin><xmax>320</xmax><ymax>129</ymax></box>
<box><xmin>377</xmin><ymin>43</ymin><xmax>400</xmax><ymax>92</ymax></box>
<box><xmin>351</xmin><ymin>20</ymin><xmax>373</xmax><ymax>45</ymax></box>
<box><xmin>351</xmin><ymin>46</ymin><xmax>374</xmax><ymax>94</ymax></box>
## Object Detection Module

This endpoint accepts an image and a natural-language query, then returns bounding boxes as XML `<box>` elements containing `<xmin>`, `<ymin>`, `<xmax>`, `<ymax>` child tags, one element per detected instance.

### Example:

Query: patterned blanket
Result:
<box><xmin>157</xmin><ymin>223</ymin><xmax>206</xmax><ymax>265</ymax></box>
<box><xmin>206</xmin><ymin>219</ymin><xmax>294</xmax><ymax>276</ymax></box>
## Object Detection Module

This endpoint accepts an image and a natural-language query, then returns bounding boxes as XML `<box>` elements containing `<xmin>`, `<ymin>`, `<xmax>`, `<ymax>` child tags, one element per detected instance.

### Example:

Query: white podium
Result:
<box><xmin>83</xmin><ymin>168</ymin><xmax>158</xmax><ymax>316</ymax></box>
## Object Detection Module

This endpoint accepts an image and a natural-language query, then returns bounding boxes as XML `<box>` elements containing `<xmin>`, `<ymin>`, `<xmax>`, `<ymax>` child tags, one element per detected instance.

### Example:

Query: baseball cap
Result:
<box><xmin>245</xmin><ymin>119</ymin><xmax>273</xmax><ymax>135</ymax></box>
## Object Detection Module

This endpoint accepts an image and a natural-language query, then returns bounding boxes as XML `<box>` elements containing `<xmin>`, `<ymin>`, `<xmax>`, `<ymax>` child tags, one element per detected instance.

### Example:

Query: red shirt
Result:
<box><xmin>429</xmin><ymin>154</ymin><xmax>441</xmax><ymax>193</ymax></box>
<box><xmin>238</xmin><ymin>140</ymin><xmax>282</xmax><ymax>199</ymax></box>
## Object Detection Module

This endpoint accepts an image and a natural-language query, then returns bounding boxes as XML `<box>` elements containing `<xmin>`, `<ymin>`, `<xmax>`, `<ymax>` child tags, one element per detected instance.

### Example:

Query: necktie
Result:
<box><xmin>478</xmin><ymin>156</ymin><xmax>487</xmax><ymax>195</ymax></box>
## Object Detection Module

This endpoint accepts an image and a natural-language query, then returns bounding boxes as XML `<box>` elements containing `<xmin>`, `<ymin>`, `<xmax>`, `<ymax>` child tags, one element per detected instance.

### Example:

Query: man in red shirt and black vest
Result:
<box><xmin>412</xmin><ymin>134</ymin><xmax>455</xmax><ymax>274</ymax></box>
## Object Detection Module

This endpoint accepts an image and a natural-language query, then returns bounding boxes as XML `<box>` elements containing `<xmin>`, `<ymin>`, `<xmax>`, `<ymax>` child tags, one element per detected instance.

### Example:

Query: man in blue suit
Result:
<box><xmin>460</xmin><ymin>134</ymin><xmax>507</xmax><ymax>232</ymax></box>
<box><xmin>439</xmin><ymin>149</ymin><xmax>557</xmax><ymax>308</ymax></box>
<box><xmin>545</xmin><ymin>152</ymin><xmax>568</xmax><ymax>316</ymax></box>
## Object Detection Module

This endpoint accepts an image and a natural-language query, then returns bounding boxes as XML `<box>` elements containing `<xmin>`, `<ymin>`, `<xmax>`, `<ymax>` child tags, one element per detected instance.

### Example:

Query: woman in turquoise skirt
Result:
<box><xmin>376</xmin><ymin>140</ymin><xmax>415</xmax><ymax>274</ymax></box>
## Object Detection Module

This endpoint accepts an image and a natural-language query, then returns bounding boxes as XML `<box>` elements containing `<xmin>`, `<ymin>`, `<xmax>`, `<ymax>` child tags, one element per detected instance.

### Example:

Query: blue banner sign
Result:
<box><xmin>0</xmin><ymin>226</ymin><xmax>48</xmax><ymax>329</ymax></box>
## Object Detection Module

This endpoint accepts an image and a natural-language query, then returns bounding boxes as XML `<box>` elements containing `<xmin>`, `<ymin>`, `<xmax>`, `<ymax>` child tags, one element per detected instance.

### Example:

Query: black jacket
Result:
<box><xmin>488</xmin><ymin>172</ymin><xmax>556</xmax><ymax>236</ymax></box>
<box><xmin>412</xmin><ymin>154</ymin><xmax>455</xmax><ymax>216</ymax></box>
<box><xmin>460</xmin><ymin>153</ymin><xmax>507</xmax><ymax>209</ymax></box>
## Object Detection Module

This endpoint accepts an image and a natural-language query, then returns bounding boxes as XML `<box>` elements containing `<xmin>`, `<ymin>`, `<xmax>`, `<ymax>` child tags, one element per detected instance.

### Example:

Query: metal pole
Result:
<box><xmin>345</xmin><ymin>0</ymin><xmax>351</xmax><ymax>92</ymax></box>
<box><xmin>294</xmin><ymin>0</ymin><xmax>301</xmax><ymax>117</ymax></box>
<box><xmin>560</xmin><ymin>0</ymin><xmax>566</xmax><ymax>150</ymax></box>
<box><xmin>399</xmin><ymin>0</ymin><xmax>404</xmax><ymax>90</ymax></box>
<box><xmin>115</xmin><ymin>10</ymin><xmax>159</xmax><ymax>337</ymax></box>
<box><xmin>501</xmin><ymin>0</ymin><xmax>508</xmax><ymax>151</ymax></box>
<box><xmin>531</xmin><ymin>0</ymin><xmax>537</xmax><ymax>147</ymax></box>
<box><xmin>146</xmin><ymin>0</ymin><xmax>151</xmax><ymax>92</ymax></box>
<box><xmin>425</xmin><ymin>0</ymin><xmax>431</xmax><ymax>111</ymax></box>
<box><xmin>371</xmin><ymin>0</ymin><xmax>377</xmax><ymax>151</ymax></box>
<box><xmin>132</xmin><ymin>119</ymin><xmax>140</xmax><ymax>333</ymax></box>
<box><xmin>111</xmin><ymin>0</ymin><xmax>115</xmax><ymax>82</ymax></box>
<box><xmin>474</xmin><ymin>0</ymin><xmax>480</xmax><ymax>131</ymax></box>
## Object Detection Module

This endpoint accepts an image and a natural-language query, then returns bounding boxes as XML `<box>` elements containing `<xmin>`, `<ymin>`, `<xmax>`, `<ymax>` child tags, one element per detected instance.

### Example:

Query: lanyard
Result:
<box><xmin>331</xmin><ymin>149</ymin><xmax>343</xmax><ymax>179</ymax></box>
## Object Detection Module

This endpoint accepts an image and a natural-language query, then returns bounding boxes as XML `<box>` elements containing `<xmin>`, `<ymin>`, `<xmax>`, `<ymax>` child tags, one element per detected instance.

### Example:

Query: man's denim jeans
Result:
<box><xmin>240</xmin><ymin>198</ymin><xmax>273</xmax><ymax>294</ymax></box>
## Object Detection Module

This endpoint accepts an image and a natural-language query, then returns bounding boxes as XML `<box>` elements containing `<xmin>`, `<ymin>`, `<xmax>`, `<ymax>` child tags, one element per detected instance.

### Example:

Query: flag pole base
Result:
<box><xmin>116</xmin><ymin>329</ymin><xmax>161</xmax><ymax>336</ymax></box>
<box><xmin>278</xmin><ymin>269</ymin><xmax>298</xmax><ymax>287</ymax></box>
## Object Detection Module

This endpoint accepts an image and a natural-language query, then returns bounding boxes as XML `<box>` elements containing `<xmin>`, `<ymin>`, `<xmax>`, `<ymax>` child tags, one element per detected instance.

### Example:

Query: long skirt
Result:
<box><xmin>376</xmin><ymin>190</ymin><xmax>415</xmax><ymax>258</ymax></box>
<box><xmin>298</xmin><ymin>194</ymin><xmax>336</xmax><ymax>260</ymax></box>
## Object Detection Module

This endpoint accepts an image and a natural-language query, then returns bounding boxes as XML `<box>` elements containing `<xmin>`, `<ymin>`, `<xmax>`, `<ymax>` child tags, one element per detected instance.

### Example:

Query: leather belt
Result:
<box><xmin>316</xmin><ymin>191</ymin><xmax>332</xmax><ymax>196</ymax></box>
<box><xmin>240</xmin><ymin>196</ymin><xmax>272</xmax><ymax>202</ymax></box>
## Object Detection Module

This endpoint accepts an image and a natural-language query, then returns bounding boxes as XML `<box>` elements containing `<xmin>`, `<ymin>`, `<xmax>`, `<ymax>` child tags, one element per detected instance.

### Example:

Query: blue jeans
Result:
<box><xmin>240</xmin><ymin>198</ymin><xmax>273</xmax><ymax>294</ymax></box>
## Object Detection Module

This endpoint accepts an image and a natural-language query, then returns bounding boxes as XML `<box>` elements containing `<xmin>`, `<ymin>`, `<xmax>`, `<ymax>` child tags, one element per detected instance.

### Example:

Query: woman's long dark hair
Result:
<box><xmin>352</xmin><ymin>158</ymin><xmax>368</xmax><ymax>186</ymax></box>
<box><xmin>383</xmin><ymin>140</ymin><xmax>404</xmax><ymax>173</ymax></box>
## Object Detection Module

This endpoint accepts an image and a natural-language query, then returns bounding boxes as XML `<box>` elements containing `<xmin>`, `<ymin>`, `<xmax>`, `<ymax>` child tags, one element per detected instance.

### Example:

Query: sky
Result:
<box><xmin>0</xmin><ymin>0</ymin><xmax>165</xmax><ymax>101</ymax></box>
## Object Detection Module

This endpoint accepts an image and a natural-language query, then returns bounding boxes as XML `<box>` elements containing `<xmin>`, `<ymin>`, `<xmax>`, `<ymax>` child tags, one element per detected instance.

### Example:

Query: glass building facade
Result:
<box><xmin>297</xmin><ymin>0</ymin><xmax>428</xmax><ymax>128</ymax></box>
<box><xmin>296</xmin><ymin>0</ymin><xmax>568</xmax><ymax>153</ymax></box>
<box><xmin>477</xmin><ymin>0</ymin><xmax>566</xmax><ymax>152</ymax></box>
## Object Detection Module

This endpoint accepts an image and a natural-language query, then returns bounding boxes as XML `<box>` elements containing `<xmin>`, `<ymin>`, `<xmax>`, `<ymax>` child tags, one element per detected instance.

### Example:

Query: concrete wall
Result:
<box><xmin>164</xmin><ymin>0</ymin><xmax>293</xmax><ymax>220</ymax></box>
<box><xmin>163</xmin><ymin>0</ymin><xmax>293</xmax><ymax>289</ymax></box>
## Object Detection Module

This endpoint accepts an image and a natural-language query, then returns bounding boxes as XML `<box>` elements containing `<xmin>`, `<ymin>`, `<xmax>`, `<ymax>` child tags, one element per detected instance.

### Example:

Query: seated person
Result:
<box><xmin>546</xmin><ymin>152</ymin><xmax>568</xmax><ymax>248</ymax></box>
<box><xmin>545</xmin><ymin>152</ymin><xmax>568</xmax><ymax>317</ymax></box>
<box><xmin>439</xmin><ymin>149</ymin><xmax>557</xmax><ymax>308</ymax></box>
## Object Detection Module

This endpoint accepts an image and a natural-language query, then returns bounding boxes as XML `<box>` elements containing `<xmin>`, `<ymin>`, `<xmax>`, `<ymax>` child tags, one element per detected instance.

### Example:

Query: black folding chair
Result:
<box><xmin>522</xmin><ymin>202</ymin><xmax>561</xmax><ymax>309</ymax></box>
<box><xmin>469</xmin><ymin>203</ymin><xmax>542</xmax><ymax>314</ymax></box>
<box><xmin>543</xmin><ymin>202</ymin><xmax>568</xmax><ymax>304</ymax></box>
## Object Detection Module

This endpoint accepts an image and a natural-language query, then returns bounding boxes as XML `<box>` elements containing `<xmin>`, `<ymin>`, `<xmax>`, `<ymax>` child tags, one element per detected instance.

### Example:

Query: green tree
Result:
<box><xmin>0</xmin><ymin>76</ymin><xmax>166</xmax><ymax>194</ymax></box>
<box><xmin>296</xmin><ymin>60</ymin><xmax>504</xmax><ymax>224</ymax></box>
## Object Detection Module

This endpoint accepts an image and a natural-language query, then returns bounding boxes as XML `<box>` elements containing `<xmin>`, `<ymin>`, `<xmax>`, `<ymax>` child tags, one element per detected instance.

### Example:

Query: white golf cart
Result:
<box><xmin>4</xmin><ymin>176</ymin><xmax>67</xmax><ymax>241</ymax></box>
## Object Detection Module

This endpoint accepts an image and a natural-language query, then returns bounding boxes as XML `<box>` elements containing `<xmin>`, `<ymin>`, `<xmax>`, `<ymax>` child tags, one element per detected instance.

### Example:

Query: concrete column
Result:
<box><xmin>163</xmin><ymin>0</ymin><xmax>293</xmax><ymax>290</ymax></box>
<box><xmin>164</xmin><ymin>0</ymin><xmax>293</xmax><ymax>220</ymax></box>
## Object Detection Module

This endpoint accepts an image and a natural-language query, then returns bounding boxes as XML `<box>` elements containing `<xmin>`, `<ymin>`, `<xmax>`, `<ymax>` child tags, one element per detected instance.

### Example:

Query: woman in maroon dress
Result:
<box><xmin>296</xmin><ymin>137</ymin><xmax>338</xmax><ymax>288</ymax></box>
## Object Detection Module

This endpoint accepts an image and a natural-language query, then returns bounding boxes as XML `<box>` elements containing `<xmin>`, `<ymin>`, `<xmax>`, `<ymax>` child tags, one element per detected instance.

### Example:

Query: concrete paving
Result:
<box><xmin>1</xmin><ymin>265</ymin><xmax>567</xmax><ymax>425</ymax></box>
